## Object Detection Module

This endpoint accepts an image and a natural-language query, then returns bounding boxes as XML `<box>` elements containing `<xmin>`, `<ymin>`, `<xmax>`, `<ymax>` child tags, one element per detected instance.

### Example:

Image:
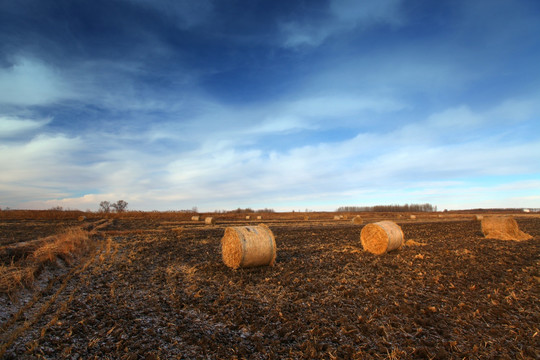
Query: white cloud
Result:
<box><xmin>0</xmin><ymin>58</ymin><xmax>71</xmax><ymax>106</ymax></box>
<box><xmin>0</xmin><ymin>116</ymin><xmax>51</xmax><ymax>138</ymax></box>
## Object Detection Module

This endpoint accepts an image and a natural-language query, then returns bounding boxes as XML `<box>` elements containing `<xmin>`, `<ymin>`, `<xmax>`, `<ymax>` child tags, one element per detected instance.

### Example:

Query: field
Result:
<box><xmin>1</xmin><ymin>211</ymin><xmax>539</xmax><ymax>359</ymax></box>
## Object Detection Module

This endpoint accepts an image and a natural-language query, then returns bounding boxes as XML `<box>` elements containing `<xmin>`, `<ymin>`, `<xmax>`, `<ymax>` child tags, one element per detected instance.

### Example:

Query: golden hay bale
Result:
<box><xmin>246</xmin><ymin>215</ymin><xmax>251</xmax><ymax>220</ymax></box>
<box><xmin>475</xmin><ymin>215</ymin><xmax>483</xmax><ymax>221</ymax></box>
<box><xmin>257</xmin><ymin>215</ymin><xmax>262</xmax><ymax>220</ymax></box>
<box><xmin>351</xmin><ymin>215</ymin><xmax>363</xmax><ymax>224</ymax></box>
<box><xmin>191</xmin><ymin>216</ymin><xmax>200</xmax><ymax>221</ymax></box>
<box><xmin>205</xmin><ymin>217</ymin><xmax>215</xmax><ymax>225</ymax></box>
<box><xmin>221</xmin><ymin>224</ymin><xmax>276</xmax><ymax>269</ymax></box>
<box><xmin>334</xmin><ymin>215</ymin><xmax>341</xmax><ymax>220</ymax></box>
<box><xmin>360</xmin><ymin>221</ymin><xmax>404</xmax><ymax>255</ymax></box>
<box><xmin>410</xmin><ymin>215</ymin><xmax>417</xmax><ymax>220</ymax></box>
<box><xmin>481</xmin><ymin>216</ymin><xmax>532</xmax><ymax>241</ymax></box>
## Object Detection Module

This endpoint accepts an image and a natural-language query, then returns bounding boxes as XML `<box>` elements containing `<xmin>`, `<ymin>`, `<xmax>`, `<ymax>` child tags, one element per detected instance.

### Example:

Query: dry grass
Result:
<box><xmin>31</xmin><ymin>227</ymin><xmax>90</xmax><ymax>265</ymax></box>
<box><xmin>0</xmin><ymin>265</ymin><xmax>35</xmax><ymax>293</ymax></box>
<box><xmin>0</xmin><ymin>227</ymin><xmax>92</xmax><ymax>295</ymax></box>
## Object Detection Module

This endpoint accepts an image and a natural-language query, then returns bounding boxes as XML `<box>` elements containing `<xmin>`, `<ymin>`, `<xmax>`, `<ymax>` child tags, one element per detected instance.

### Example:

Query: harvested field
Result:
<box><xmin>1</xmin><ymin>214</ymin><xmax>539</xmax><ymax>359</ymax></box>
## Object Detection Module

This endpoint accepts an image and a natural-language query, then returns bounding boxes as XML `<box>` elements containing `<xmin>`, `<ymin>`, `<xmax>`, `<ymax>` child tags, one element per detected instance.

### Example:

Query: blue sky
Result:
<box><xmin>1</xmin><ymin>0</ymin><xmax>539</xmax><ymax>212</ymax></box>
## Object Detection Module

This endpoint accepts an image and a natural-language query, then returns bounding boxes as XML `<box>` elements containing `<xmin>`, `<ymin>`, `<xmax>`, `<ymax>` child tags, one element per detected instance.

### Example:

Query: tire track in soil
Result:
<box><xmin>0</xmin><ymin>237</ymin><xmax>109</xmax><ymax>359</ymax></box>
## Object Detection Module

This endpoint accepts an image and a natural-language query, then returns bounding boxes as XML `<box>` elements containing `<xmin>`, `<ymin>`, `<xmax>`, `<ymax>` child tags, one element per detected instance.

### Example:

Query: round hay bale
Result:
<box><xmin>410</xmin><ymin>215</ymin><xmax>417</xmax><ymax>220</ymax></box>
<box><xmin>191</xmin><ymin>216</ymin><xmax>200</xmax><ymax>221</ymax></box>
<box><xmin>481</xmin><ymin>216</ymin><xmax>532</xmax><ymax>241</ymax></box>
<box><xmin>221</xmin><ymin>224</ymin><xmax>276</xmax><ymax>269</ymax></box>
<box><xmin>246</xmin><ymin>215</ymin><xmax>251</xmax><ymax>220</ymax></box>
<box><xmin>360</xmin><ymin>221</ymin><xmax>404</xmax><ymax>255</ymax></box>
<box><xmin>334</xmin><ymin>215</ymin><xmax>341</xmax><ymax>220</ymax></box>
<box><xmin>257</xmin><ymin>215</ymin><xmax>262</xmax><ymax>220</ymax></box>
<box><xmin>475</xmin><ymin>215</ymin><xmax>483</xmax><ymax>221</ymax></box>
<box><xmin>78</xmin><ymin>216</ymin><xmax>86</xmax><ymax>222</ymax></box>
<box><xmin>205</xmin><ymin>217</ymin><xmax>215</xmax><ymax>225</ymax></box>
<box><xmin>351</xmin><ymin>215</ymin><xmax>363</xmax><ymax>224</ymax></box>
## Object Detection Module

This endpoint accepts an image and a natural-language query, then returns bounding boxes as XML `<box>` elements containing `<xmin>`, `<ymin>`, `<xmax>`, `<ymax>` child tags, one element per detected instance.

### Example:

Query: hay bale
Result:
<box><xmin>257</xmin><ymin>215</ymin><xmax>262</xmax><ymax>220</ymax></box>
<box><xmin>78</xmin><ymin>216</ymin><xmax>86</xmax><ymax>222</ymax></box>
<box><xmin>360</xmin><ymin>221</ymin><xmax>404</xmax><ymax>255</ymax></box>
<box><xmin>481</xmin><ymin>216</ymin><xmax>532</xmax><ymax>241</ymax></box>
<box><xmin>246</xmin><ymin>215</ymin><xmax>251</xmax><ymax>220</ymax></box>
<box><xmin>191</xmin><ymin>216</ymin><xmax>200</xmax><ymax>221</ymax></box>
<box><xmin>475</xmin><ymin>215</ymin><xmax>483</xmax><ymax>221</ymax></box>
<box><xmin>351</xmin><ymin>215</ymin><xmax>363</xmax><ymax>224</ymax></box>
<box><xmin>205</xmin><ymin>217</ymin><xmax>215</xmax><ymax>225</ymax></box>
<box><xmin>221</xmin><ymin>224</ymin><xmax>276</xmax><ymax>269</ymax></box>
<box><xmin>334</xmin><ymin>215</ymin><xmax>341</xmax><ymax>220</ymax></box>
<box><xmin>410</xmin><ymin>215</ymin><xmax>417</xmax><ymax>220</ymax></box>
<box><xmin>304</xmin><ymin>216</ymin><xmax>310</xmax><ymax>221</ymax></box>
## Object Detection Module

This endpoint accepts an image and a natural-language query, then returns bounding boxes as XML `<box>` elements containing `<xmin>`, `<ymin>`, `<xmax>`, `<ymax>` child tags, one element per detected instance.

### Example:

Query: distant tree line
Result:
<box><xmin>337</xmin><ymin>203</ymin><xmax>438</xmax><ymax>212</ymax></box>
<box><xmin>213</xmin><ymin>208</ymin><xmax>276</xmax><ymax>214</ymax></box>
<box><xmin>99</xmin><ymin>200</ymin><xmax>128</xmax><ymax>213</ymax></box>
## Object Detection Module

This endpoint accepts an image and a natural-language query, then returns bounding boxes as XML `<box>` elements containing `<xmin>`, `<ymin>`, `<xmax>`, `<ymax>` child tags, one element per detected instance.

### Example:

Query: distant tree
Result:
<box><xmin>111</xmin><ymin>200</ymin><xmax>128</xmax><ymax>213</ymax></box>
<box><xmin>49</xmin><ymin>206</ymin><xmax>63</xmax><ymax>211</ymax></box>
<box><xmin>99</xmin><ymin>201</ymin><xmax>111</xmax><ymax>213</ymax></box>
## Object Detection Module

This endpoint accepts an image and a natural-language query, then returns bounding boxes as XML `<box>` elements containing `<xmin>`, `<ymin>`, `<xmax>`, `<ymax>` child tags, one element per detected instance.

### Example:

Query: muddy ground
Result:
<box><xmin>1</xmin><ymin>217</ymin><xmax>539</xmax><ymax>359</ymax></box>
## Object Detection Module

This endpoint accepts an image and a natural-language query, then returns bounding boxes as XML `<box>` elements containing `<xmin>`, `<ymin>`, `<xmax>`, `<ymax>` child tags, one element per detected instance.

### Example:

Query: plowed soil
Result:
<box><xmin>1</xmin><ymin>217</ymin><xmax>539</xmax><ymax>359</ymax></box>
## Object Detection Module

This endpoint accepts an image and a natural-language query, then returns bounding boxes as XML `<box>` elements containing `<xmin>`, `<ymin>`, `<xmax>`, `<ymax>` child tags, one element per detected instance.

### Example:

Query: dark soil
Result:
<box><xmin>1</xmin><ymin>218</ymin><xmax>539</xmax><ymax>359</ymax></box>
<box><xmin>0</xmin><ymin>220</ymin><xmax>79</xmax><ymax>246</ymax></box>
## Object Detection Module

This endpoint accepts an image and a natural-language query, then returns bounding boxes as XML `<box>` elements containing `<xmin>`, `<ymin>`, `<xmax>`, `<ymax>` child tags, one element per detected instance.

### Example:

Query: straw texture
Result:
<box><xmin>481</xmin><ymin>216</ymin><xmax>532</xmax><ymax>241</ymax></box>
<box><xmin>360</xmin><ymin>221</ymin><xmax>404</xmax><ymax>255</ymax></box>
<box><xmin>351</xmin><ymin>216</ymin><xmax>363</xmax><ymax>224</ymax></box>
<box><xmin>221</xmin><ymin>224</ymin><xmax>277</xmax><ymax>269</ymax></box>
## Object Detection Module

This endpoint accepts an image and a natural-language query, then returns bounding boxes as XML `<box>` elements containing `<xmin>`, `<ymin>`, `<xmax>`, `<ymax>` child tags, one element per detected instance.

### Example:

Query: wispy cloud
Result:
<box><xmin>0</xmin><ymin>58</ymin><xmax>72</xmax><ymax>106</ymax></box>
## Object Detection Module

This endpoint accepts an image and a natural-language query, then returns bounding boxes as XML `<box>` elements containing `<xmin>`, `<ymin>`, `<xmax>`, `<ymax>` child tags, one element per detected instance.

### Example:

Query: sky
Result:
<box><xmin>1</xmin><ymin>0</ymin><xmax>539</xmax><ymax>212</ymax></box>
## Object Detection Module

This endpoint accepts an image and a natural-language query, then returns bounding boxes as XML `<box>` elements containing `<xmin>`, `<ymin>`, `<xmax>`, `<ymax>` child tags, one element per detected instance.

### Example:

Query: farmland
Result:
<box><xmin>1</xmin><ymin>211</ymin><xmax>539</xmax><ymax>359</ymax></box>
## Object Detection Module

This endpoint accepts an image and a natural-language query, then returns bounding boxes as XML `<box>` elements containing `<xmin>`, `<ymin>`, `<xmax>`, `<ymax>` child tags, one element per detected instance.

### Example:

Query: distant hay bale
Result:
<box><xmin>205</xmin><ymin>217</ymin><xmax>215</xmax><ymax>225</ymax></box>
<box><xmin>475</xmin><ymin>215</ymin><xmax>483</xmax><ymax>221</ymax></box>
<box><xmin>191</xmin><ymin>216</ymin><xmax>200</xmax><ymax>221</ymax></box>
<box><xmin>334</xmin><ymin>215</ymin><xmax>341</xmax><ymax>220</ymax></box>
<box><xmin>257</xmin><ymin>215</ymin><xmax>262</xmax><ymax>220</ymax></box>
<box><xmin>481</xmin><ymin>216</ymin><xmax>532</xmax><ymax>241</ymax></box>
<box><xmin>246</xmin><ymin>215</ymin><xmax>251</xmax><ymax>220</ymax></box>
<box><xmin>78</xmin><ymin>216</ymin><xmax>86</xmax><ymax>222</ymax></box>
<box><xmin>221</xmin><ymin>224</ymin><xmax>276</xmax><ymax>269</ymax></box>
<box><xmin>360</xmin><ymin>221</ymin><xmax>404</xmax><ymax>255</ymax></box>
<box><xmin>410</xmin><ymin>215</ymin><xmax>417</xmax><ymax>220</ymax></box>
<box><xmin>304</xmin><ymin>216</ymin><xmax>310</xmax><ymax>221</ymax></box>
<box><xmin>351</xmin><ymin>216</ymin><xmax>363</xmax><ymax>224</ymax></box>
